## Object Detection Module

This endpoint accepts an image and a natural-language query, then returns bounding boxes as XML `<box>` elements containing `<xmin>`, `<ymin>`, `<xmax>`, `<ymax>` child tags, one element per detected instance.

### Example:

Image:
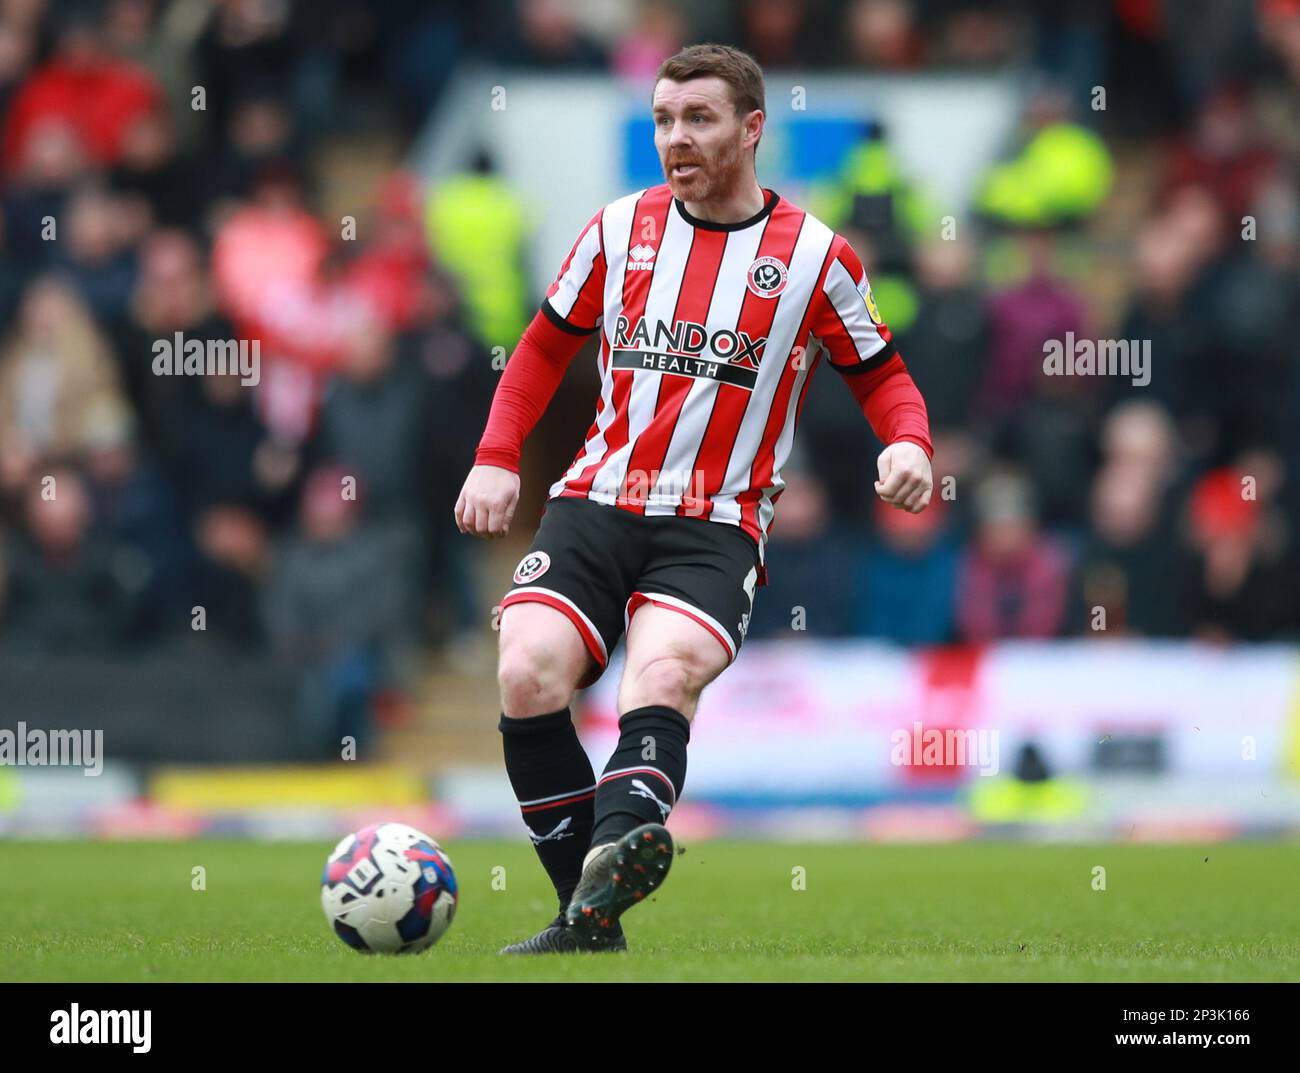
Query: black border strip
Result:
<box><xmin>540</xmin><ymin>298</ymin><xmax>598</xmax><ymax>337</ymax></box>
<box><xmin>830</xmin><ymin>338</ymin><xmax>897</xmax><ymax>375</ymax></box>
<box><xmin>674</xmin><ymin>189</ymin><xmax>779</xmax><ymax>232</ymax></box>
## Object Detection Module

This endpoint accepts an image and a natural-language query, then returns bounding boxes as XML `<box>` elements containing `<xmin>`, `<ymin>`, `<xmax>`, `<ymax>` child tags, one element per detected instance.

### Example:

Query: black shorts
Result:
<box><xmin>500</xmin><ymin>495</ymin><xmax>762</xmax><ymax>688</ymax></box>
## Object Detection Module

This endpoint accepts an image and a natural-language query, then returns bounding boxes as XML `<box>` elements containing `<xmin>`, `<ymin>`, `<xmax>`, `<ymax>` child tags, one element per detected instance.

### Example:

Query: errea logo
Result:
<box><xmin>629</xmin><ymin>244</ymin><xmax>657</xmax><ymax>271</ymax></box>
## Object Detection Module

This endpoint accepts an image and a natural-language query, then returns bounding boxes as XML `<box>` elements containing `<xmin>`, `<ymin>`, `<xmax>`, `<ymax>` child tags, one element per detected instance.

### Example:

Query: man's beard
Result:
<box><xmin>663</xmin><ymin>137</ymin><xmax>745</xmax><ymax>204</ymax></box>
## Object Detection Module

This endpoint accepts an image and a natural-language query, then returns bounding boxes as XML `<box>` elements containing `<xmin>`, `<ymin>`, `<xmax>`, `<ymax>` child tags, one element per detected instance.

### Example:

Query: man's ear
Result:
<box><xmin>744</xmin><ymin>109</ymin><xmax>765</xmax><ymax>152</ymax></box>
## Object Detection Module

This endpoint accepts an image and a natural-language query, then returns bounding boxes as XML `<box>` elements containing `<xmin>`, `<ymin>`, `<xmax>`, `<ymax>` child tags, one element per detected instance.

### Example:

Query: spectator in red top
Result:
<box><xmin>211</xmin><ymin>164</ymin><xmax>374</xmax><ymax>442</ymax></box>
<box><xmin>3</xmin><ymin>8</ymin><xmax>164</xmax><ymax>174</ymax></box>
<box><xmin>1161</xmin><ymin>85</ymin><xmax>1279</xmax><ymax>234</ymax></box>
<box><xmin>340</xmin><ymin>171</ymin><xmax>434</xmax><ymax>333</ymax></box>
<box><xmin>1185</xmin><ymin>462</ymin><xmax>1300</xmax><ymax>642</ymax></box>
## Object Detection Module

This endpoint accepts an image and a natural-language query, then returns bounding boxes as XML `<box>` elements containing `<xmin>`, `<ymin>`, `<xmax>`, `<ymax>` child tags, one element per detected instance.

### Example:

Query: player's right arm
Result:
<box><xmin>455</xmin><ymin>208</ymin><xmax>606</xmax><ymax>538</ymax></box>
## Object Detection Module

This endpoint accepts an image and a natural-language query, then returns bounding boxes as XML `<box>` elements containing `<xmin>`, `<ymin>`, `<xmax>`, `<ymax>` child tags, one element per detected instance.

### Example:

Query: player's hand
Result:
<box><xmin>454</xmin><ymin>465</ymin><xmax>520</xmax><ymax>538</ymax></box>
<box><xmin>874</xmin><ymin>441</ymin><xmax>932</xmax><ymax>513</ymax></box>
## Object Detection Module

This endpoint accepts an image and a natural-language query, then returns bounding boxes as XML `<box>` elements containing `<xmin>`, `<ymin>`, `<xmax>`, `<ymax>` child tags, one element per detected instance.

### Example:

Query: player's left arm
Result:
<box><xmin>810</xmin><ymin>236</ymin><xmax>933</xmax><ymax>513</ymax></box>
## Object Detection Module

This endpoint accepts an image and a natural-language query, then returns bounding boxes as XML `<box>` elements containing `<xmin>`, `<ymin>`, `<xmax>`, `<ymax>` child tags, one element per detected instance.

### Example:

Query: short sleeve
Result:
<box><xmin>543</xmin><ymin>207</ymin><xmax>606</xmax><ymax>335</ymax></box>
<box><xmin>810</xmin><ymin>235</ymin><xmax>896</xmax><ymax>375</ymax></box>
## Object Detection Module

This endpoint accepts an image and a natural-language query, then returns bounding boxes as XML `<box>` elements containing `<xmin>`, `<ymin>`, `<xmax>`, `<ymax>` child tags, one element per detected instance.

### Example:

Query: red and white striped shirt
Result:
<box><xmin>538</xmin><ymin>185</ymin><xmax>919</xmax><ymax>571</ymax></box>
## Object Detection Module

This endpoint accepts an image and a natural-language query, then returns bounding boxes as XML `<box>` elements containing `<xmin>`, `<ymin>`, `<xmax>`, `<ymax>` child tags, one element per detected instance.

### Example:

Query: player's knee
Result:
<box><xmin>497</xmin><ymin>633</ymin><xmax>581</xmax><ymax>716</ymax></box>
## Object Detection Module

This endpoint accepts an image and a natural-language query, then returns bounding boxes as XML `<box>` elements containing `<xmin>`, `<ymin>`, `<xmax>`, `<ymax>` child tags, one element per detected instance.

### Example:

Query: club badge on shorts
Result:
<box><xmin>513</xmin><ymin>551</ymin><xmax>551</xmax><ymax>584</ymax></box>
<box><xmin>746</xmin><ymin>256</ymin><xmax>789</xmax><ymax>298</ymax></box>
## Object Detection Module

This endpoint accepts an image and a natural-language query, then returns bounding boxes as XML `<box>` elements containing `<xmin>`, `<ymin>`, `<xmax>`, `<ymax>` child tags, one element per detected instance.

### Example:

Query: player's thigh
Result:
<box><xmin>618</xmin><ymin>602</ymin><xmax>732</xmax><ymax>716</ymax></box>
<box><xmin>618</xmin><ymin>517</ymin><xmax>759</xmax><ymax>716</ymax></box>
<box><xmin>497</xmin><ymin>601</ymin><xmax>594</xmax><ymax>714</ymax></box>
<box><xmin>503</xmin><ymin>498</ymin><xmax>647</xmax><ymax>681</ymax></box>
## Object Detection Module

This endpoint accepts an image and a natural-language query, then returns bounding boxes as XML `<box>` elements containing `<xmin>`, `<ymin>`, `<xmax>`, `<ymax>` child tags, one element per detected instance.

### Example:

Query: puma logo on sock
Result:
<box><xmin>629</xmin><ymin>778</ymin><xmax>672</xmax><ymax>820</ymax></box>
<box><xmin>527</xmin><ymin>816</ymin><xmax>575</xmax><ymax>844</ymax></box>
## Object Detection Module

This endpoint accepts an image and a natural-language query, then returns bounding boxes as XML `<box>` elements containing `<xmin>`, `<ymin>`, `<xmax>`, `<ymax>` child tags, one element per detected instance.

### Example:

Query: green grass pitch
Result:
<box><xmin>3</xmin><ymin>840</ymin><xmax>1298</xmax><ymax>982</ymax></box>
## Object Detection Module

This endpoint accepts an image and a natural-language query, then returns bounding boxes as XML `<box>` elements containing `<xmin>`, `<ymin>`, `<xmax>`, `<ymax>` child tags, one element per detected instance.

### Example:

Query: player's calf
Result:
<box><xmin>589</xmin><ymin>704</ymin><xmax>689</xmax><ymax>850</ymax></box>
<box><xmin>496</xmin><ymin>603</ymin><xmax>602</xmax><ymax>921</ymax></box>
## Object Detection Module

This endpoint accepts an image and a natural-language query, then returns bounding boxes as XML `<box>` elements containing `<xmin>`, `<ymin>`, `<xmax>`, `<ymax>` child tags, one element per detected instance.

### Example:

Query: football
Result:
<box><xmin>320</xmin><ymin>823</ymin><xmax>458</xmax><ymax>954</ymax></box>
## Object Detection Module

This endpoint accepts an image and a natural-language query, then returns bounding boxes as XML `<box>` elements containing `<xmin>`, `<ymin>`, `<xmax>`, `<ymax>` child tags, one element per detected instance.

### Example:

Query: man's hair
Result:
<box><xmin>654</xmin><ymin>43</ymin><xmax>766</xmax><ymax>119</ymax></box>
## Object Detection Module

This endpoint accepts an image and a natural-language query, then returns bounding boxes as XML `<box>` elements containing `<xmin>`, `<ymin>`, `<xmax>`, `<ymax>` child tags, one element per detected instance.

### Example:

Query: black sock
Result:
<box><xmin>590</xmin><ymin>705</ymin><xmax>690</xmax><ymax>849</ymax></box>
<box><xmin>499</xmin><ymin>708</ymin><xmax>595</xmax><ymax>913</ymax></box>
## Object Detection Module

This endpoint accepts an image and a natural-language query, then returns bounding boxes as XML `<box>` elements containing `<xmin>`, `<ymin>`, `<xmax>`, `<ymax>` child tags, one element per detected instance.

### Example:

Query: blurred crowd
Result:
<box><xmin>0</xmin><ymin>0</ymin><xmax>502</xmax><ymax>753</ymax></box>
<box><xmin>1</xmin><ymin>0</ymin><xmax>1299</xmax><ymax>752</ymax></box>
<box><xmin>755</xmin><ymin>0</ymin><xmax>1300</xmax><ymax>648</ymax></box>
